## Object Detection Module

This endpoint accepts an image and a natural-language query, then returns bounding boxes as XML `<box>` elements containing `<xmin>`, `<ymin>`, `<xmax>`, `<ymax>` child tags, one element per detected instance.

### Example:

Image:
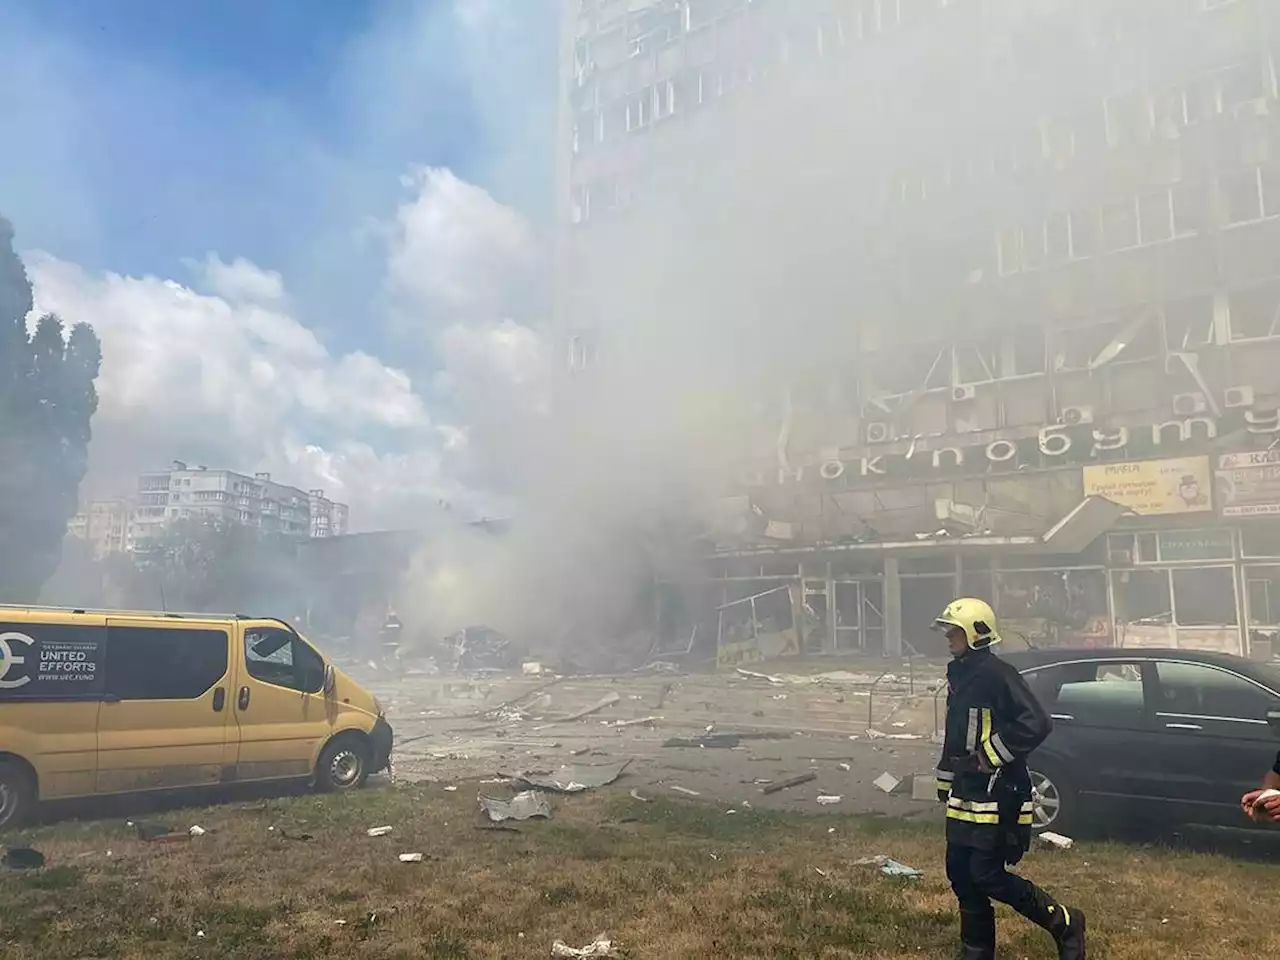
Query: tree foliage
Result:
<box><xmin>136</xmin><ymin>519</ymin><xmax>305</xmax><ymax>616</ymax></box>
<box><xmin>0</xmin><ymin>217</ymin><xmax>103</xmax><ymax>601</ymax></box>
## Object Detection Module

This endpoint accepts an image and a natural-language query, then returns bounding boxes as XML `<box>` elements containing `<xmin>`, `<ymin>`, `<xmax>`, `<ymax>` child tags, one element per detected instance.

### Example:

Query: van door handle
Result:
<box><xmin>238</xmin><ymin>686</ymin><xmax>250</xmax><ymax>711</ymax></box>
<box><xmin>212</xmin><ymin>688</ymin><xmax>226</xmax><ymax>712</ymax></box>
<box><xmin>1165</xmin><ymin>722</ymin><xmax>1203</xmax><ymax>731</ymax></box>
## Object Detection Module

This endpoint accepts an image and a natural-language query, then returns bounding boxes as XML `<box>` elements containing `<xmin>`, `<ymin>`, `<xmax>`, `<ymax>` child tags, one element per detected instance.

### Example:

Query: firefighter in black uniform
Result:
<box><xmin>933</xmin><ymin>597</ymin><xmax>1087</xmax><ymax>960</ymax></box>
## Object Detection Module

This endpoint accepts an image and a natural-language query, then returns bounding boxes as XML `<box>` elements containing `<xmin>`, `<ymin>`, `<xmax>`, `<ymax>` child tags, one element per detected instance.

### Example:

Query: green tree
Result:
<box><xmin>0</xmin><ymin>216</ymin><xmax>103</xmax><ymax>601</ymax></box>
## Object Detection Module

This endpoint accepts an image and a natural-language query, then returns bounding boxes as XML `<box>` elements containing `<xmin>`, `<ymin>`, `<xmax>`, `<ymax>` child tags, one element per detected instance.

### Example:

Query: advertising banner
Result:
<box><xmin>1082</xmin><ymin>456</ymin><xmax>1213</xmax><ymax>516</ymax></box>
<box><xmin>0</xmin><ymin>623</ymin><xmax>105</xmax><ymax>699</ymax></box>
<box><xmin>1216</xmin><ymin>451</ymin><xmax>1280</xmax><ymax>518</ymax></box>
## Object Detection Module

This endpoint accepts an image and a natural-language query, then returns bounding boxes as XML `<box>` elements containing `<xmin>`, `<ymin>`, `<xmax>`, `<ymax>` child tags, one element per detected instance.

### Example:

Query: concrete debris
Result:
<box><xmin>813</xmin><ymin>867</ymin><xmax>831</xmax><ymax>878</ymax></box>
<box><xmin>629</xmin><ymin>789</ymin><xmax>651</xmax><ymax>803</ymax></box>
<box><xmin>522</xmin><ymin>662</ymin><xmax>547</xmax><ymax>676</ymax></box>
<box><xmin>873</xmin><ymin>772</ymin><xmax>902</xmax><ymax>794</ymax></box>
<box><xmin>479</xmin><ymin>790</ymin><xmax>552</xmax><ymax>823</ymax></box>
<box><xmin>1037</xmin><ymin>831</ymin><xmax>1075</xmax><ymax>850</ymax></box>
<box><xmin>553</xmin><ymin>693</ymin><xmax>622</xmax><ymax>723</ymax></box>
<box><xmin>736</xmin><ymin>667</ymin><xmax>784</xmax><ymax>685</ymax></box>
<box><xmin>866</xmin><ymin>729</ymin><xmax>922</xmax><ymax>741</ymax></box>
<box><xmin>515</xmin><ymin>759</ymin><xmax>632</xmax><ymax>793</ymax></box>
<box><xmin>816</xmin><ymin>795</ymin><xmax>842</xmax><ymax>805</ymax></box>
<box><xmin>855</xmin><ymin>854</ymin><xmax>922</xmax><ymax>878</ymax></box>
<box><xmin>550</xmin><ymin>936</ymin><xmax>619</xmax><ymax>958</ymax></box>
<box><xmin>398</xmin><ymin>853</ymin><xmax>425</xmax><ymax>863</ymax></box>
<box><xmin>911</xmin><ymin>775</ymin><xmax>938</xmax><ymax>801</ymax></box>
<box><xmin>609</xmin><ymin>716</ymin><xmax>662</xmax><ymax>728</ymax></box>
<box><xmin>838</xmin><ymin>762</ymin><xmax>852</xmax><ymax>771</ymax></box>
<box><xmin>444</xmin><ymin>785</ymin><xmax>458</xmax><ymax>792</ymax></box>
<box><xmin>664</xmin><ymin>734</ymin><xmax>740</xmax><ymax>749</ymax></box>
<box><xmin>669</xmin><ymin>785</ymin><xmax>701</xmax><ymax>797</ymax></box>
<box><xmin>188</xmin><ymin>825</ymin><xmax>207</xmax><ymax>837</ymax></box>
<box><xmin>762</xmin><ymin>773</ymin><xmax>817</xmax><ymax>795</ymax></box>
<box><xmin>366</xmin><ymin>826</ymin><xmax>394</xmax><ymax>838</ymax></box>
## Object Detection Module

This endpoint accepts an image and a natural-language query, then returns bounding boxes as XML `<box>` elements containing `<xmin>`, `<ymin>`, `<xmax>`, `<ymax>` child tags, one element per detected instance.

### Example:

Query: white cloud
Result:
<box><xmin>23</xmin><ymin>250</ymin><xmax>457</xmax><ymax>528</ymax></box>
<box><xmin>387</xmin><ymin>166</ymin><xmax>537</xmax><ymax>320</ymax></box>
<box><xmin>192</xmin><ymin>253</ymin><xmax>287</xmax><ymax>306</ymax></box>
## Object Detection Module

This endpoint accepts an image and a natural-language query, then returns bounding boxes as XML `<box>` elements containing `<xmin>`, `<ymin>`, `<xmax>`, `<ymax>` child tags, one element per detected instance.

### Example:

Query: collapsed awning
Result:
<box><xmin>709</xmin><ymin>495</ymin><xmax>1128</xmax><ymax>560</ymax></box>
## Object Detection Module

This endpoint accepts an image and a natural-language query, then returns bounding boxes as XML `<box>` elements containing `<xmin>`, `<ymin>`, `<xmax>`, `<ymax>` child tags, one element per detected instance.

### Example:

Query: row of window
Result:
<box><xmin>996</xmin><ymin>167</ymin><xmax>1280</xmax><ymax>276</ymax></box>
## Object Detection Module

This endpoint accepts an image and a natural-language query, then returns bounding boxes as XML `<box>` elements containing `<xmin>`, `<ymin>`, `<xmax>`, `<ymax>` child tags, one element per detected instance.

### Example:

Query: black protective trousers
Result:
<box><xmin>945</xmin><ymin>842</ymin><xmax>1068</xmax><ymax>956</ymax></box>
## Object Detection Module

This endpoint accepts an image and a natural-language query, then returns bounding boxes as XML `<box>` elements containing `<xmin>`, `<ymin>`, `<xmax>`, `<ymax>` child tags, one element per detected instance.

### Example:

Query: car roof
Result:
<box><xmin>998</xmin><ymin>647</ymin><xmax>1257</xmax><ymax>672</ymax></box>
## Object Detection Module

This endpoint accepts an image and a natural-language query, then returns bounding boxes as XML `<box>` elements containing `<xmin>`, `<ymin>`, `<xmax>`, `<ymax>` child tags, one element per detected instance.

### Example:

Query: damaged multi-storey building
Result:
<box><xmin>556</xmin><ymin>0</ymin><xmax>1280</xmax><ymax>663</ymax></box>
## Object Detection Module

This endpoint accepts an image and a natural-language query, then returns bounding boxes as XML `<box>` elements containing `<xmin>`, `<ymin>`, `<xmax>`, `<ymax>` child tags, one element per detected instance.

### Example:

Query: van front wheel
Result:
<box><xmin>316</xmin><ymin>736</ymin><xmax>371</xmax><ymax>793</ymax></box>
<box><xmin>0</xmin><ymin>760</ymin><xmax>36</xmax><ymax>831</ymax></box>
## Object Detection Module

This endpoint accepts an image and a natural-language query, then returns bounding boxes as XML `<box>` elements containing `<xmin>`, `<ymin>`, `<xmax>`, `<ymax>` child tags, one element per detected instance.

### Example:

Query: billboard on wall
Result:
<box><xmin>1082</xmin><ymin>456</ymin><xmax>1213</xmax><ymax>516</ymax></box>
<box><xmin>1216</xmin><ymin>451</ymin><xmax>1280</xmax><ymax>518</ymax></box>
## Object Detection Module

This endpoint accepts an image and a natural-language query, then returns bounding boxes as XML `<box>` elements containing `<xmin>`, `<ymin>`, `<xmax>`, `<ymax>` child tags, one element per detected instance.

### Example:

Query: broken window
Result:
<box><xmin>1115</xmin><ymin>569</ymin><xmax>1173</xmax><ymax>624</ymax></box>
<box><xmin>1051</xmin><ymin>312</ymin><xmax>1160</xmax><ymax>371</ymax></box>
<box><xmin>996</xmin><ymin>569</ymin><xmax>1107</xmax><ymax>632</ymax></box>
<box><xmin>1221</xmin><ymin>168</ymin><xmax>1265</xmax><ymax>224</ymax></box>
<box><xmin>1229</xmin><ymin>279</ymin><xmax>1280</xmax><ymax>340</ymax></box>
<box><xmin>867</xmin><ymin>343</ymin><xmax>949</xmax><ymax>396</ymax></box>
<box><xmin>1138</xmin><ymin>190</ymin><xmax>1175</xmax><ymax>244</ymax></box>
<box><xmin>1104</xmin><ymin>92</ymin><xmax>1152</xmax><ymax>147</ymax></box>
<box><xmin>1163</xmin><ymin>294</ymin><xmax>1217</xmax><ymax>350</ymax></box>
<box><xmin>1243</xmin><ymin>524</ymin><xmax>1280</xmax><ymax>558</ymax></box>
<box><xmin>1246</xmin><ymin>566</ymin><xmax>1280</xmax><ymax>625</ymax></box>
<box><xmin>1170</xmin><ymin>182</ymin><xmax>1207</xmax><ymax>235</ymax></box>
<box><xmin>1044</xmin><ymin>213</ymin><xmax>1072</xmax><ymax>263</ymax></box>
<box><xmin>625</xmin><ymin>89</ymin><xmax>653</xmax><ymax>131</ymax></box>
<box><xmin>954</xmin><ymin>338</ymin><xmax>1001</xmax><ymax>384</ymax></box>
<box><xmin>1172</xmin><ymin>567</ymin><xmax>1238</xmax><ymax>626</ymax></box>
<box><xmin>654</xmin><ymin>79</ymin><xmax>675</xmax><ymax>120</ymax></box>
<box><xmin>1101</xmin><ymin>198</ymin><xmax>1140</xmax><ymax>250</ymax></box>
<box><xmin>997</xmin><ymin>228</ymin><xmax>1022</xmax><ymax>275</ymax></box>
<box><xmin>1069</xmin><ymin>210</ymin><xmax>1100</xmax><ymax>258</ymax></box>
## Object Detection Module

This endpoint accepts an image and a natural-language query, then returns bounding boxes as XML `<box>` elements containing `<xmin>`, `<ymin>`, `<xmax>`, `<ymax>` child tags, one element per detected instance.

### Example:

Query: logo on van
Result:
<box><xmin>0</xmin><ymin>632</ymin><xmax>35</xmax><ymax>689</ymax></box>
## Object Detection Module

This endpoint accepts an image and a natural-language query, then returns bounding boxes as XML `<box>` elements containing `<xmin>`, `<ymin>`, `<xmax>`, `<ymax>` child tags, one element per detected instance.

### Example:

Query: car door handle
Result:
<box><xmin>1051</xmin><ymin>714</ymin><xmax>1074</xmax><ymax>721</ymax></box>
<box><xmin>238</xmin><ymin>686</ymin><xmax>251</xmax><ymax>711</ymax></box>
<box><xmin>212</xmin><ymin>688</ymin><xmax>226</xmax><ymax>712</ymax></box>
<box><xmin>1165</xmin><ymin>722</ymin><xmax>1203</xmax><ymax>731</ymax></box>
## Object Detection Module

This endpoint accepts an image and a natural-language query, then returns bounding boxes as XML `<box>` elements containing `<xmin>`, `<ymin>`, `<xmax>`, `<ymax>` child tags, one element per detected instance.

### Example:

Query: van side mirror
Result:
<box><xmin>1267</xmin><ymin>709</ymin><xmax>1280</xmax><ymax>737</ymax></box>
<box><xmin>323</xmin><ymin>664</ymin><xmax>336</xmax><ymax>697</ymax></box>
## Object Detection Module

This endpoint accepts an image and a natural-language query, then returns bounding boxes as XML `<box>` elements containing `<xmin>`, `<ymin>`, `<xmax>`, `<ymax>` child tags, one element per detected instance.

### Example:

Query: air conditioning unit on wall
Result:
<box><xmin>1060</xmin><ymin>405</ymin><xmax>1094</xmax><ymax>426</ymax></box>
<box><xmin>1224</xmin><ymin>385</ymin><xmax>1256</xmax><ymax>409</ymax></box>
<box><xmin>865</xmin><ymin>422</ymin><xmax>892</xmax><ymax>444</ymax></box>
<box><xmin>951</xmin><ymin>384</ymin><xmax>977</xmax><ymax>402</ymax></box>
<box><xmin>1173</xmin><ymin>392</ymin><xmax>1208</xmax><ymax>416</ymax></box>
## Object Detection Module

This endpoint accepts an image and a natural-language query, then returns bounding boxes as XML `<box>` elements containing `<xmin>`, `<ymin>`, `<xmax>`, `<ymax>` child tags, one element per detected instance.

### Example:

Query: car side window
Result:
<box><xmin>1153</xmin><ymin>661</ymin><xmax>1280</xmax><ymax>721</ymax></box>
<box><xmin>105</xmin><ymin>626</ymin><xmax>228</xmax><ymax>701</ymax></box>
<box><xmin>245</xmin><ymin>628</ymin><xmax>325</xmax><ymax>694</ymax></box>
<box><xmin>1042</xmin><ymin>661</ymin><xmax>1146</xmax><ymax>726</ymax></box>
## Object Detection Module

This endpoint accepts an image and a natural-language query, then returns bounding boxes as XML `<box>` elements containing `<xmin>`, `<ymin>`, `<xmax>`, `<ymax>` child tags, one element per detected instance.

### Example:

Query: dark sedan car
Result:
<box><xmin>997</xmin><ymin>648</ymin><xmax>1280</xmax><ymax>833</ymax></box>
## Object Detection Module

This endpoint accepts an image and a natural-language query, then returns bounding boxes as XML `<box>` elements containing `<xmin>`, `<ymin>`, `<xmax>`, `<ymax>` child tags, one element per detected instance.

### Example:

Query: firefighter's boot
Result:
<box><xmin>1022</xmin><ymin>894</ymin><xmax>1086</xmax><ymax>960</ymax></box>
<box><xmin>957</xmin><ymin>907</ymin><xmax>996</xmax><ymax>960</ymax></box>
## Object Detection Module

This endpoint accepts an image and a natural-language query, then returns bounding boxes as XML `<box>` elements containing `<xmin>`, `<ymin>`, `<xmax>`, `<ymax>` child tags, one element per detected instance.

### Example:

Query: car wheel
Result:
<box><xmin>316</xmin><ymin>736</ymin><xmax>371</xmax><ymax>793</ymax></box>
<box><xmin>1028</xmin><ymin>763</ymin><xmax>1075</xmax><ymax>834</ymax></box>
<box><xmin>0</xmin><ymin>760</ymin><xmax>36</xmax><ymax>832</ymax></box>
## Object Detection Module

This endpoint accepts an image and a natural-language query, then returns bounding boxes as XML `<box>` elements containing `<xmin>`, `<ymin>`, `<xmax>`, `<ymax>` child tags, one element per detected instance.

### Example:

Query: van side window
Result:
<box><xmin>105</xmin><ymin>627</ymin><xmax>229</xmax><ymax>700</ymax></box>
<box><xmin>245</xmin><ymin>628</ymin><xmax>325</xmax><ymax>694</ymax></box>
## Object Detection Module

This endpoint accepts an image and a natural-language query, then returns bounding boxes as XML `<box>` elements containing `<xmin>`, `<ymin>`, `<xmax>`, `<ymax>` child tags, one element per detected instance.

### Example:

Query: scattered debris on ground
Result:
<box><xmin>479</xmin><ymin>791</ymin><xmax>553</xmax><ymax>823</ymax></box>
<box><xmin>762</xmin><ymin>773</ymin><xmax>817</xmax><ymax>795</ymax></box>
<box><xmin>873</xmin><ymin>772</ymin><xmax>902</xmax><ymax>794</ymax></box>
<box><xmin>550</xmin><ymin>935</ymin><xmax>619</xmax><ymax>958</ymax></box>
<box><xmin>398</xmin><ymin>852</ymin><xmax>425</xmax><ymax>863</ymax></box>
<box><xmin>669</xmin><ymin>785</ymin><xmax>701</xmax><ymax>797</ymax></box>
<box><xmin>366</xmin><ymin>826</ymin><xmax>394</xmax><ymax>838</ymax></box>
<box><xmin>816</xmin><ymin>795</ymin><xmax>842</xmax><ymax>805</ymax></box>
<box><xmin>1038</xmin><ymin>831</ymin><xmax>1075</xmax><ymax>850</ymax></box>
<box><xmin>514</xmin><ymin>759</ymin><xmax>632</xmax><ymax>794</ymax></box>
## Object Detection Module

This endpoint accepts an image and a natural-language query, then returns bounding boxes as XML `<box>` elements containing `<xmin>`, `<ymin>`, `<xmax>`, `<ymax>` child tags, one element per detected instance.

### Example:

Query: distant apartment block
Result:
<box><xmin>129</xmin><ymin>461</ymin><xmax>350</xmax><ymax>545</ymax></box>
<box><xmin>67</xmin><ymin>499</ymin><xmax>130</xmax><ymax>558</ymax></box>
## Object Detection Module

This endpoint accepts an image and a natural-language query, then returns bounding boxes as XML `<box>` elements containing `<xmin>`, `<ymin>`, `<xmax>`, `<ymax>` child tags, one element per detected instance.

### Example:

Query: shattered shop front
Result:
<box><xmin>1092</xmin><ymin>454</ymin><xmax>1280</xmax><ymax>659</ymax></box>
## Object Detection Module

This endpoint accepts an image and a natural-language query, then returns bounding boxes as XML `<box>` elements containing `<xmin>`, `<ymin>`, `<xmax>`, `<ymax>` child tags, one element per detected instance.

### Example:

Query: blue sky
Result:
<box><xmin>0</xmin><ymin>0</ymin><xmax>557</xmax><ymax>352</ymax></box>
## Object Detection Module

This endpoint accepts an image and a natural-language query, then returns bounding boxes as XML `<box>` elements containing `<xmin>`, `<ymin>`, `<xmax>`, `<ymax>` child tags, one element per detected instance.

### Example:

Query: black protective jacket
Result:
<box><xmin>935</xmin><ymin>647</ymin><xmax>1052</xmax><ymax>852</ymax></box>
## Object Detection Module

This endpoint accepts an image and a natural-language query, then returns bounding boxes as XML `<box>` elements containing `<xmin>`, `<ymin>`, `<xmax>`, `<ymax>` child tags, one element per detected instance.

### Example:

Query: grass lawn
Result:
<box><xmin>0</xmin><ymin>785</ymin><xmax>1277</xmax><ymax>959</ymax></box>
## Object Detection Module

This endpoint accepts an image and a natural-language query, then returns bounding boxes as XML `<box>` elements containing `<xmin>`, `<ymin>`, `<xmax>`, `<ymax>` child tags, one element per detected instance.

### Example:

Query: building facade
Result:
<box><xmin>558</xmin><ymin>0</ymin><xmax>1280</xmax><ymax>660</ymax></box>
<box><xmin>67</xmin><ymin>499</ymin><xmax>130</xmax><ymax>558</ymax></box>
<box><xmin>130</xmin><ymin>462</ymin><xmax>348</xmax><ymax>545</ymax></box>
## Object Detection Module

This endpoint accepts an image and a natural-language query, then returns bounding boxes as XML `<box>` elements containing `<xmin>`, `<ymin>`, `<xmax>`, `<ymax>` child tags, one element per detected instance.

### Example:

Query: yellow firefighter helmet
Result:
<box><xmin>933</xmin><ymin>597</ymin><xmax>1002</xmax><ymax>650</ymax></box>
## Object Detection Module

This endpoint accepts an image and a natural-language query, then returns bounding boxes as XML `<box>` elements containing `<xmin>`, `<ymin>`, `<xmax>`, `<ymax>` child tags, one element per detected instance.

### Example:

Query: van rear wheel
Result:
<box><xmin>316</xmin><ymin>736</ymin><xmax>371</xmax><ymax>793</ymax></box>
<box><xmin>0</xmin><ymin>760</ymin><xmax>36</xmax><ymax>831</ymax></box>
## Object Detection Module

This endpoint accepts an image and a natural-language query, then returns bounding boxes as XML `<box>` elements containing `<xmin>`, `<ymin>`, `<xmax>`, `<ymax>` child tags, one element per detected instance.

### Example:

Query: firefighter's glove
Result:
<box><xmin>948</xmin><ymin>752</ymin><xmax>993</xmax><ymax>775</ymax></box>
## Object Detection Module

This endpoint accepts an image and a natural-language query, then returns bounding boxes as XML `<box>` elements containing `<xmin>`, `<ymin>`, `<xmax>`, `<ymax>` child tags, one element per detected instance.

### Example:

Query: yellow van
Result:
<box><xmin>0</xmin><ymin>605</ymin><xmax>392</xmax><ymax>829</ymax></box>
